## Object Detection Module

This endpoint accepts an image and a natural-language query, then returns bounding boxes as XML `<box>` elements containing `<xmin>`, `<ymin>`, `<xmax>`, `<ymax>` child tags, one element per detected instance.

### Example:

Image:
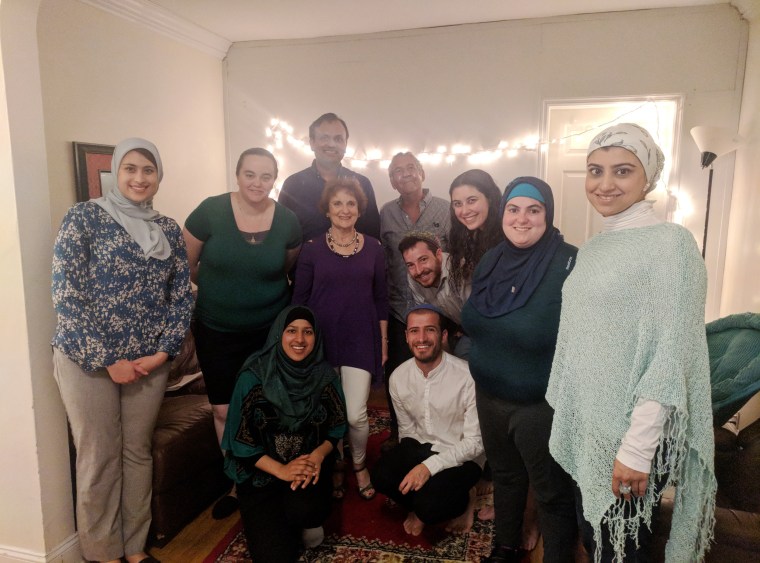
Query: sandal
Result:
<box><xmin>332</xmin><ymin>457</ymin><xmax>346</xmax><ymax>500</ymax></box>
<box><xmin>354</xmin><ymin>465</ymin><xmax>376</xmax><ymax>500</ymax></box>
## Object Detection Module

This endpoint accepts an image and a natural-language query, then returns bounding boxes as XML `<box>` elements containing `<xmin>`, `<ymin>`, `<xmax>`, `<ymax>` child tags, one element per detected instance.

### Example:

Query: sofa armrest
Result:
<box><xmin>164</xmin><ymin>373</ymin><xmax>206</xmax><ymax>398</ymax></box>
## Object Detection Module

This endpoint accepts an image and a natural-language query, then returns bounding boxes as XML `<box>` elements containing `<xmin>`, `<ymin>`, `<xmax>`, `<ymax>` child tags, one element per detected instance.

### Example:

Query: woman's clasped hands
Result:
<box><xmin>281</xmin><ymin>451</ymin><xmax>325</xmax><ymax>490</ymax></box>
<box><xmin>106</xmin><ymin>352</ymin><xmax>169</xmax><ymax>384</ymax></box>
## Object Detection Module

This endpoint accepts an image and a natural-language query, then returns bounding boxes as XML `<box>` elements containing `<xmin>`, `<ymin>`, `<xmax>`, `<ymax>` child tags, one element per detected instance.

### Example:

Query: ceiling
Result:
<box><xmin>149</xmin><ymin>0</ymin><xmax>727</xmax><ymax>42</ymax></box>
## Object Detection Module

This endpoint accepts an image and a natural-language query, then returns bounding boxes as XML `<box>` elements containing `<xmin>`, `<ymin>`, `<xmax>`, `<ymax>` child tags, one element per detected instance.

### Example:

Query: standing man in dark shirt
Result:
<box><xmin>279</xmin><ymin>113</ymin><xmax>381</xmax><ymax>241</ymax></box>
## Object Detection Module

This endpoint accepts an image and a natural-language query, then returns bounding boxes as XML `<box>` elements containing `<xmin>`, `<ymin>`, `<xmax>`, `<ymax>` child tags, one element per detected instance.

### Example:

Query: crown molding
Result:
<box><xmin>732</xmin><ymin>0</ymin><xmax>760</xmax><ymax>22</ymax></box>
<box><xmin>78</xmin><ymin>0</ymin><xmax>231</xmax><ymax>59</ymax></box>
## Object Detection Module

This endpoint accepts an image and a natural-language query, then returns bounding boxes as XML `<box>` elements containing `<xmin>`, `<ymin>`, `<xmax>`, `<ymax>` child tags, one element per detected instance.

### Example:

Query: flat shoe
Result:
<box><xmin>211</xmin><ymin>495</ymin><xmax>239</xmax><ymax>520</ymax></box>
<box><xmin>482</xmin><ymin>544</ymin><xmax>522</xmax><ymax>563</ymax></box>
<box><xmin>332</xmin><ymin>483</ymin><xmax>346</xmax><ymax>500</ymax></box>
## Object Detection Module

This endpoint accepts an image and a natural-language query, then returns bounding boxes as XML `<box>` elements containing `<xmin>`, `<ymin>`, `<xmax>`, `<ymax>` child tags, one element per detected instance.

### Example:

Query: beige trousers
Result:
<box><xmin>53</xmin><ymin>348</ymin><xmax>168</xmax><ymax>561</ymax></box>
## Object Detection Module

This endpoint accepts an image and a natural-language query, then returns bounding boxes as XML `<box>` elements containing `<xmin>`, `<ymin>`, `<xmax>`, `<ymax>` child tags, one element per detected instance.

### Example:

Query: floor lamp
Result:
<box><xmin>689</xmin><ymin>126</ymin><xmax>742</xmax><ymax>258</ymax></box>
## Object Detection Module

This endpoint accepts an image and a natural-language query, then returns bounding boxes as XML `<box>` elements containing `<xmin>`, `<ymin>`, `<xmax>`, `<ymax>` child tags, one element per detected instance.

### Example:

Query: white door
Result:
<box><xmin>541</xmin><ymin>98</ymin><xmax>681</xmax><ymax>247</ymax></box>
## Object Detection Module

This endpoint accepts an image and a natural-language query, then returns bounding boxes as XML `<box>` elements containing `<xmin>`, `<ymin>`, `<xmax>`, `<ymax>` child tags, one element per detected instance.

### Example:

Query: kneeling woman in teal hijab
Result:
<box><xmin>223</xmin><ymin>306</ymin><xmax>347</xmax><ymax>562</ymax></box>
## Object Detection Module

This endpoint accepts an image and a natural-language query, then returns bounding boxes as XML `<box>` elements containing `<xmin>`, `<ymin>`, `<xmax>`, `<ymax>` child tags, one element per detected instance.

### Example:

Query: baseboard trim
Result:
<box><xmin>0</xmin><ymin>533</ymin><xmax>80</xmax><ymax>563</ymax></box>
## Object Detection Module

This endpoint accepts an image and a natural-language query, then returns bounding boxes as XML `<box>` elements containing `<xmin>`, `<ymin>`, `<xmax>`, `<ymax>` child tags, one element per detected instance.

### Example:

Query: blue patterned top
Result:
<box><xmin>52</xmin><ymin>201</ymin><xmax>193</xmax><ymax>371</ymax></box>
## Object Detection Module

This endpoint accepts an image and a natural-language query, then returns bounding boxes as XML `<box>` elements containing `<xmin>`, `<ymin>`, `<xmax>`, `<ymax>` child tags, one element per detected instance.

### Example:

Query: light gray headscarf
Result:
<box><xmin>587</xmin><ymin>123</ymin><xmax>665</xmax><ymax>193</ymax></box>
<box><xmin>95</xmin><ymin>137</ymin><xmax>171</xmax><ymax>260</ymax></box>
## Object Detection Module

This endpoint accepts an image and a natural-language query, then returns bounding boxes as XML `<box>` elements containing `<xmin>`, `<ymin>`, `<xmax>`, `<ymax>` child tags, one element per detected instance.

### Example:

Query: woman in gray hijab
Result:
<box><xmin>52</xmin><ymin>138</ymin><xmax>193</xmax><ymax>563</ymax></box>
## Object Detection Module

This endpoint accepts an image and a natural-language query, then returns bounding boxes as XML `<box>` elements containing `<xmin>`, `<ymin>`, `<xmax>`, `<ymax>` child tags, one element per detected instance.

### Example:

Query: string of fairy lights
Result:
<box><xmin>260</xmin><ymin>100</ymin><xmax>695</xmax><ymax>221</ymax></box>
<box><xmin>263</xmin><ymin>101</ymin><xmax>662</xmax><ymax>170</ymax></box>
<box><xmin>265</xmin><ymin>117</ymin><xmax>543</xmax><ymax>169</ymax></box>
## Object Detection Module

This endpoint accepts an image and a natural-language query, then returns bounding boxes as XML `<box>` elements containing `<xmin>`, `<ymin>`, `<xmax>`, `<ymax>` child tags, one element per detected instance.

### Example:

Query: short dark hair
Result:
<box><xmin>406</xmin><ymin>306</ymin><xmax>445</xmax><ymax>331</ymax></box>
<box><xmin>235</xmin><ymin>147</ymin><xmax>278</xmax><ymax>178</ymax></box>
<box><xmin>309</xmin><ymin>113</ymin><xmax>349</xmax><ymax>141</ymax></box>
<box><xmin>398</xmin><ymin>232</ymin><xmax>441</xmax><ymax>255</ymax></box>
<box><xmin>318</xmin><ymin>176</ymin><xmax>367</xmax><ymax>215</ymax></box>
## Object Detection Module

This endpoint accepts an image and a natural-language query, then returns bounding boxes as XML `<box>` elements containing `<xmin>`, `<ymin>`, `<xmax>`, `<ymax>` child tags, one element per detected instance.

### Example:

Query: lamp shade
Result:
<box><xmin>690</xmin><ymin>126</ymin><xmax>743</xmax><ymax>168</ymax></box>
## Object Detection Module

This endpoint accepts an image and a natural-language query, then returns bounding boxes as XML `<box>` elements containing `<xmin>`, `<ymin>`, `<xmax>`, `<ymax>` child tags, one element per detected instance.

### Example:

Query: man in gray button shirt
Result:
<box><xmin>380</xmin><ymin>152</ymin><xmax>450</xmax><ymax>447</ymax></box>
<box><xmin>399</xmin><ymin>232</ymin><xmax>471</xmax><ymax>359</ymax></box>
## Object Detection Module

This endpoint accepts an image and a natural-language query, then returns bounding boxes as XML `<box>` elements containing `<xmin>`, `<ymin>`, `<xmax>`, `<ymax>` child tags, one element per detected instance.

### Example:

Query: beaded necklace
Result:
<box><xmin>327</xmin><ymin>228</ymin><xmax>360</xmax><ymax>257</ymax></box>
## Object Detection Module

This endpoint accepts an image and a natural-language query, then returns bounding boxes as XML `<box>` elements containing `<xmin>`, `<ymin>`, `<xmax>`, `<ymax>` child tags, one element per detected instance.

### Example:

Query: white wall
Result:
<box><xmin>39</xmin><ymin>0</ymin><xmax>228</xmax><ymax>230</ymax></box>
<box><xmin>0</xmin><ymin>2</ymin><xmax>60</xmax><ymax>559</ymax></box>
<box><xmin>225</xmin><ymin>4</ymin><xmax>747</xmax><ymax>319</ymax></box>
<box><xmin>0</xmin><ymin>0</ymin><xmax>227</xmax><ymax>560</ymax></box>
<box><xmin>722</xmin><ymin>7</ymin><xmax>760</xmax><ymax>315</ymax></box>
<box><xmin>723</xmin><ymin>4</ymin><xmax>760</xmax><ymax>427</ymax></box>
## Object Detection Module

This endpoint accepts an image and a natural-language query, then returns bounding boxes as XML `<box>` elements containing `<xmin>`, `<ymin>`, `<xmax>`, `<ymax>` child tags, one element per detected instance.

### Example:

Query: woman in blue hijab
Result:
<box><xmin>462</xmin><ymin>177</ymin><xmax>579</xmax><ymax>563</ymax></box>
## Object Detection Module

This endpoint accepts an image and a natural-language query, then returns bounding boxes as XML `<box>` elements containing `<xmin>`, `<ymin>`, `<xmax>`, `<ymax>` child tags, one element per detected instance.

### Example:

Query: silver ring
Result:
<box><xmin>619</xmin><ymin>484</ymin><xmax>632</xmax><ymax>495</ymax></box>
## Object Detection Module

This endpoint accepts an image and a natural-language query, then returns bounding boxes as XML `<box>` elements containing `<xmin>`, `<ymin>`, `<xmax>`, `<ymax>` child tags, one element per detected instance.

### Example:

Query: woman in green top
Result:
<box><xmin>183</xmin><ymin>147</ymin><xmax>301</xmax><ymax>517</ymax></box>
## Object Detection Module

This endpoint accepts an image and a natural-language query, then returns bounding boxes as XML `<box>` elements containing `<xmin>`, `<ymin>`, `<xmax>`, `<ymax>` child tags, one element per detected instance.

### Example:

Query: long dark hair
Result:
<box><xmin>447</xmin><ymin>169</ymin><xmax>504</xmax><ymax>292</ymax></box>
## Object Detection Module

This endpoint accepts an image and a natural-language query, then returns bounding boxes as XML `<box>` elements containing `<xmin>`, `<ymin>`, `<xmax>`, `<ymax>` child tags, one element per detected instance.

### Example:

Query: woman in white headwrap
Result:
<box><xmin>52</xmin><ymin>138</ymin><xmax>193</xmax><ymax>563</ymax></box>
<box><xmin>546</xmin><ymin>123</ymin><xmax>716</xmax><ymax>562</ymax></box>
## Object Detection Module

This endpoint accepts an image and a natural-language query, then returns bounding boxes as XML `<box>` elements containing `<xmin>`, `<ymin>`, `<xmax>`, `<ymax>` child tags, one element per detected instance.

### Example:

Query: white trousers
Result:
<box><xmin>339</xmin><ymin>366</ymin><xmax>372</xmax><ymax>467</ymax></box>
<box><xmin>53</xmin><ymin>348</ymin><xmax>168</xmax><ymax>561</ymax></box>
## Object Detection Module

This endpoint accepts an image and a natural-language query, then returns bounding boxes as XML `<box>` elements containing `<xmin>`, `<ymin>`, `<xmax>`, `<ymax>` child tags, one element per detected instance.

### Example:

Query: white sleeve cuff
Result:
<box><xmin>617</xmin><ymin>399</ymin><xmax>669</xmax><ymax>473</ymax></box>
<box><xmin>422</xmin><ymin>456</ymin><xmax>443</xmax><ymax>477</ymax></box>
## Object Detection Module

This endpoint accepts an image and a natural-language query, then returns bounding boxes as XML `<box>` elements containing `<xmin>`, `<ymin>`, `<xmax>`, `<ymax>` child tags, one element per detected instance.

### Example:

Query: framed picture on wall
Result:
<box><xmin>73</xmin><ymin>142</ymin><xmax>115</xmax><ymax>202</ymax></box>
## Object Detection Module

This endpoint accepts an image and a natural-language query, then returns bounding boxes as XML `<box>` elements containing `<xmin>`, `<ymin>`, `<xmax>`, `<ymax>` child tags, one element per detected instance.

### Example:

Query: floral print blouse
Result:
<box><xmin>52</xmin><ymin>202</ymin><xmax>193</xmax><ymax>371</ymax></box>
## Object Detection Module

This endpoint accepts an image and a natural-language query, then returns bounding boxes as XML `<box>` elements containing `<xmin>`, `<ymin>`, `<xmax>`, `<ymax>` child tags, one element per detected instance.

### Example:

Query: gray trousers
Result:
<box><xmin>53</xmin><ymin>348</ymin><xmax>169</xmax><ymax>561</ymax></box>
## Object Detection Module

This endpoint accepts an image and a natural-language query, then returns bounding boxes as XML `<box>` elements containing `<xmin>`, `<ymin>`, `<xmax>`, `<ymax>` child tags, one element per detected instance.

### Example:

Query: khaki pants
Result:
<box><xmin>53</xmin><ymin>348</ymin><xmax>169</xmax><ymax>561</ymax></box>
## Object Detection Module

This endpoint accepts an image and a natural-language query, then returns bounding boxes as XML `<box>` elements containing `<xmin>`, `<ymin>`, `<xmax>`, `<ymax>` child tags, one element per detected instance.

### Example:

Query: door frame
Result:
<box><xmin>539</xmin><ymin>95</ymin><xmax>685</xmax><ymax>222</ymax></box>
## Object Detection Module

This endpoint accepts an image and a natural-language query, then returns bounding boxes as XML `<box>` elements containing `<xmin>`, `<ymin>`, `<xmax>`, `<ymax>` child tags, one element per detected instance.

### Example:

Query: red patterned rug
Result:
<box><xmin>204</xmin><ymin>407</ymin><xmax>496</xmax><ymax>562</ymax></box>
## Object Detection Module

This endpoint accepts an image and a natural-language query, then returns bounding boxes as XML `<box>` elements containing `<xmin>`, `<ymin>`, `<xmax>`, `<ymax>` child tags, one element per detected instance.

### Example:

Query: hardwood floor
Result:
<box><xmin>150</xmin><ymin>501</ymin><xmax>238</xmax><ymax>563</ymax></box>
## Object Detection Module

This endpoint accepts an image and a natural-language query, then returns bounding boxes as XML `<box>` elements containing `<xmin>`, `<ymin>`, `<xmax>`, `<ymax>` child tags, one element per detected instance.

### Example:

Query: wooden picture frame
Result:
<box><xmin>73</xmin><ymin>142</ymin><xmax>115</xmax><ymax>202</ymax></box>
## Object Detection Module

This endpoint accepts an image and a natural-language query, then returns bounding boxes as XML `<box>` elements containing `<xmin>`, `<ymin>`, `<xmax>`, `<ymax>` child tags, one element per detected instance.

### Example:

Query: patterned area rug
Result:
<box><xmin>204</xmin><ymin>407</ymin><xmax>496</xmax><ymax>562</ymax></box>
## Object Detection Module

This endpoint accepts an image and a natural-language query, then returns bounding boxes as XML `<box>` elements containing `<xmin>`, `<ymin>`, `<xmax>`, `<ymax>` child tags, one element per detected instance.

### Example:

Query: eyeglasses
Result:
<box><xmin>391</xmin><ymin>164</ymin><xmax>419</xmax><ymax>177</ymax></box>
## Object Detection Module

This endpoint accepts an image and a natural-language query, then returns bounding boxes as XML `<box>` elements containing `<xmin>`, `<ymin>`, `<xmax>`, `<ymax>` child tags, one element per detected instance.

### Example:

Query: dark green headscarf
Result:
<box><xmin>239</xmin><ymin>305</ymin><xmax>338</xmax><ymax>430</ymax></box>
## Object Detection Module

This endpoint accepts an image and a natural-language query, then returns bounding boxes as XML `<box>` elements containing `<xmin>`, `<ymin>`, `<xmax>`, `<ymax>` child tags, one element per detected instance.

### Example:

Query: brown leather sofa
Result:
<box><xmin>149</xmin><ymin>332</ymin><xmax>230</xmax><ymax>546</ymax></box>
<box><xmin>653</xmin><ymin>418</ymin><xmax>760</xmax><ymax>561</ymax></box>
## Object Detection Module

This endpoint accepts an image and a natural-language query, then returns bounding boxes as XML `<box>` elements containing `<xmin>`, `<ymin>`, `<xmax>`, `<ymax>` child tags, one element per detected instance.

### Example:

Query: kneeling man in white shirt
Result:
<box><xmin>371</xmin><ymin>304</ymin><xmax>484</xmax><ymax>536</ymax></box>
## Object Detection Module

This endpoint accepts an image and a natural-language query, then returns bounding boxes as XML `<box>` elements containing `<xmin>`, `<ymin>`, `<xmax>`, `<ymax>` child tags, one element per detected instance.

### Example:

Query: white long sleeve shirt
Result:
<box><xmin>616</xmin><ymin>399</ymin><xmax>670</xmax><ymax>473</ymax></box>
<box><xmin>390</xmin><ymin>352</ymin><xmax>485</xmax><ymax>476</ymax></box>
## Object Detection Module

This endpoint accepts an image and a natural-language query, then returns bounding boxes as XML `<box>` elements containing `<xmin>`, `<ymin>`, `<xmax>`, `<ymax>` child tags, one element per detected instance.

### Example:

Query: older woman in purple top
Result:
<box><xmin>292</xmin><ymin>176</ymin><xmax>389</xmax><ymax>501</ymax></box>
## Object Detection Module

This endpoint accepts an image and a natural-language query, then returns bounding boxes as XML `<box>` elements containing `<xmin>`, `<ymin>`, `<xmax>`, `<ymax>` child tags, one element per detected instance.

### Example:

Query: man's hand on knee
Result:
<box><xmin>399</xmin><ymin>463</ymin><xmax>431</xmax><ymax>494</ymax></box>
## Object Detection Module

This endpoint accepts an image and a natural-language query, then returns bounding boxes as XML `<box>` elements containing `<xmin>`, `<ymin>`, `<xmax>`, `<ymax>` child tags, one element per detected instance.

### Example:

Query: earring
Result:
<box><xmin>644</xmin><ymin>182</ymin><xmax>650</xmax><ymax>192</ymax></box>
